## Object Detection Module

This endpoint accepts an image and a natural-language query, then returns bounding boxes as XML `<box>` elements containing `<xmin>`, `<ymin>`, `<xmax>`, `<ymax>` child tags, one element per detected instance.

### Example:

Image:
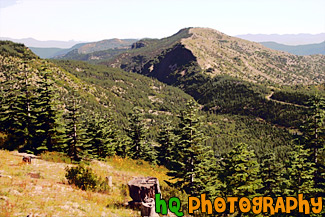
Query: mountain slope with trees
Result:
<box><xmin>0</xmin><ymin>40</ymin><xmax>296</xmax><ymax>161</ymax></box>
<box><xmin>91</xmin><ymin>27</ymin><xmax>324</xmax><ymax>130</ymax></box>
<box><xmin>1</xmin><ymin>33</ymin><xmax>324</xmax><ymax>216</ymax></box>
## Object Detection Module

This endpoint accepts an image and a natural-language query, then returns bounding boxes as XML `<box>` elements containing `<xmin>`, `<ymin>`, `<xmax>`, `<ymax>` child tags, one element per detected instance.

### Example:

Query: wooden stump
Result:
<box><xmin>128</xmin><ymin>177</ymin><xmax>161</xmax><ymax>217</ymax></box>
<box><xmin>22</xmin><ymin>156</ymin><xmax>32</xmax><ymax>164</ymax></box>
<box><xmin>141</xmin><ymin>198</ymin><xmax>159</xmax><ymax>217</ymax></box>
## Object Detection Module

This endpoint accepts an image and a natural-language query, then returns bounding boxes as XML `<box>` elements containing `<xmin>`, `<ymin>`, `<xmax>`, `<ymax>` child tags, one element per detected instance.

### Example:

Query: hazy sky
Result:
<box><xmin>0</xmin><ymin>0</ymin><xmax>324</xmax><ymax>41</ymax></box>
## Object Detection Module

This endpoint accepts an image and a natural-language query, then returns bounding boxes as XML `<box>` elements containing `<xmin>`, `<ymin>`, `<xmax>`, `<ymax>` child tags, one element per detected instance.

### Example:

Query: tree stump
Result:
<box><xmin>141</xmin><ymin>198</ymin><xmax>159</xmax><ymax>217</ymax></box>
<box><xmin>22</xmin><ymin>156</ymin><xmax>32</xmax><ymax>164</ymax></box>
<box><xmin>128</xmin><ymin>177</ymin><xmax>161</xmax><ymax>217</ymax></box>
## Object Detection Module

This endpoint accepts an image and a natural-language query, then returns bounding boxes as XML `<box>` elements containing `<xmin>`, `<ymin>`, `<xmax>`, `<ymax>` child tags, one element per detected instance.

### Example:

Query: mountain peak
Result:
<box><xmin>189</xmin><ymin>27</ymin><xmax>226</xmax><ymax>36</ymax></box>
<box><xmin>100</xmin><ymin>27</ymin><xmax>324</xmax><ymax>86</ymax></box>
<box><xmin>180</xmin><ymin>28</ymin><xmax>324</xmax><ymax>84</ymax></box>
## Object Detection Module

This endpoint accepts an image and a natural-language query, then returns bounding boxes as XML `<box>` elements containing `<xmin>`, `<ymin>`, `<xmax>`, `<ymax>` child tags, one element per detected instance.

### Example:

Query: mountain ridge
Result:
<box><xmin>99</xmin><ymin>27</ymin><xmax>324</xmax><ymax>86</ymax></box>
<box><xmin>27</xmin><ymin>39</ymin><xmax>137</xmax><ymax>59</ymax></box>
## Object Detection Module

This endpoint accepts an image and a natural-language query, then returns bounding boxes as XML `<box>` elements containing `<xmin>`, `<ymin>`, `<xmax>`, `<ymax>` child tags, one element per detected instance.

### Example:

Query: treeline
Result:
<box><xmin>156</xmin><ymin>99</ymin><xmax>324</xmax><ymax>216</ymax></box>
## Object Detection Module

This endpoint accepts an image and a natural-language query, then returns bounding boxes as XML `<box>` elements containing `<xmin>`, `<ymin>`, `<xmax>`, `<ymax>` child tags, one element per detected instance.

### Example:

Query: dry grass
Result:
<box><xmin>0</xmin><ymin>150</ymin><xmax>176</xmax><ymax>216</ymax></box>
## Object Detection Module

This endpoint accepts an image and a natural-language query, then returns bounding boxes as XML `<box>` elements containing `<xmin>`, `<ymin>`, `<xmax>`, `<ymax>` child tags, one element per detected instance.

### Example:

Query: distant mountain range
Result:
<box><xmin>260</xmin><ymin>41</ymin><xmax>325</xmax><ymax>55</ymax></box>
<box><xmin>2</xmin><ymin>33</ymin><xmax>324</xmax><ymax>58</ymax></box>
<box><xmin>0</xmin><ymin>37</ymin><xmax>84</xmax><ymax>48</ymax></box>
<box><xmin>29</xmin><ymin>39</ymin><xmax>137</xmax><ymax>58</ymax></box>
<box><xmin>236</xmin><ymin>33</ymin><xmax>325</xmax><ymax>45</ymax></box>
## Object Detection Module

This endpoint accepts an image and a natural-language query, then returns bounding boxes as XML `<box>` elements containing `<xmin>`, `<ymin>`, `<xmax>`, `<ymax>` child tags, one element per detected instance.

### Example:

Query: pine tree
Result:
<box><xmin>286</xmin><ymin>141</ymin><xmax>317</xmax><ymax>216</ymax></box>
<box><xmin>115</xmin><ymin>134</ymin><xmax>132</xmax><ymax>158</ymax></box>
<box><xmin>287</xmin><ymin>141</ymin><xmax>315</xmax><ymax>197</ymax></box>
<box><xmin>0</xmin><ymin>62</ymin><xmax>21</xmax><ymax>150</ymax></box>
<box><xmin>64</xmin><ymin>93</ymin><xmax>88</xmax><ymax>161</ymax></box>
<box><xmin>218</xmin><ymin>143</ymin><xmax>261</xmax><ymax>199</ymax></box>
<box><xmin>14</xmin><ymin>62</ymin><xmax>38</xmax><ymax>153</ymax></box>
<box><xmin>156</xmin><ymin>120</ymin><xmax>177</xmax><ymax>167</ymax></box>
<box><xmin>167</xmin><ymin>100</ymin><xmax>207</xmax><ymax>196</ymax></box>
<box><xmin>126</xmin><ymin>107</ymin><xmax>156</xmax><ymax>162</ymax></box>
<box><xmin>33</xmin><ymin>67</ymin><xmax>64</xmax><ymax>153</ymax></box>
<box><xmin>195</xmin><ymin>148</ymin><xmax>222</xmax><ymax>197</ymax></box>
<box><xmin>259</xmin><ymin>152</ymin><xmax>289</xmax><ymax>198</ymax></box>
<box><xmin>300</xmin><ymin>95</ymin><xmax>325</xmax><ymax>195</ymax></box>
<box><xmin>86</xmin><ymin>113</ymin><xmax>118</xmax><ymax>159</ymax></box>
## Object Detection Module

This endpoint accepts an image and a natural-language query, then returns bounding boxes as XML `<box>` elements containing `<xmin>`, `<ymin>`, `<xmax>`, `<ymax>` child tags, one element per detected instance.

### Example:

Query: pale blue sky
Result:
<box><xmin>0</xmin><ymin>0</ymin><xmax>324</xmax><ymax>41</ymax></box>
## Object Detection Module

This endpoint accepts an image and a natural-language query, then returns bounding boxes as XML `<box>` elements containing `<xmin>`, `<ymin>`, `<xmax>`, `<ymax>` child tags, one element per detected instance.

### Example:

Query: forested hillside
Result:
<box><xmin>1</xmin><ymin>34</ymin><xmax>324</xmax><ymax>216</ymax></box>
<box><xmin>0</xmin><ymin>40</ymin><xmax>300</xmax><ymax>159</ymax></box>
<box><xmin>89</xmin><ymin>27</ymin><xmax>324</xmax><ymax>130</ymax></box>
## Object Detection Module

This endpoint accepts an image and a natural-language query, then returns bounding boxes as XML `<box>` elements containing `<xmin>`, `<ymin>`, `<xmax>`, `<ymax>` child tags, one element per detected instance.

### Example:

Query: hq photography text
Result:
<box><xmin>155</xmin><ymin>193</ymin><xmax>323</xmax><ymax>216</ymax></box>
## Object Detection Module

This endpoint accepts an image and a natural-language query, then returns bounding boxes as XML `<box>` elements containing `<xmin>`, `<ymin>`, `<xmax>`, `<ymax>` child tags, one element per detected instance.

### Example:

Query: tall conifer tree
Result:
<box><xmin>300</xmin><ymin>95</ymin><xmax>325</xmax><ymax>195</ymax></box>
<box><xmin>167</xmin><ymin>100</ymin><xmax>207</xmax><ymax>196</ymax></box>
<box><xmin>15</xmin><ymin>62</ymin><xmax>38</xmax><ymax>153</ymax></box>
<box><xmin>34</xmin><ymin>67</ymin><xmax>63</xmax><ymax>153</ymax></box>
<box><xmin>156</xmin><ymin>120</ymin><xmax>177</xmax><ymax>167</ymax></box>
<box><xmin>218</xmin><ymin>143</ymin><xmax>261</xmax><ymax>198</ymax></box>
<box><xmin>64</xmin><ymin>92</ymin><xmax>88</xmax><ymax>161</ymax></box>
<box><xmin>127</xmin><ymin>107</ymin><xmax>156</xmax><ymax>162</ymax></box>
<box><xmin>86</xmin><ymin>113</ymin><xmax>118</xmax><ymax>159</ymax></box>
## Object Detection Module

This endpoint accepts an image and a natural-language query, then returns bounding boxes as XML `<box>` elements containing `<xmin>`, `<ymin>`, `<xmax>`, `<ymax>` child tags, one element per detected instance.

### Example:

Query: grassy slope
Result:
<box><xmin>0</xmin><ymin>150</ymin><xmax>174</xmax><ymax>216</ymax></box>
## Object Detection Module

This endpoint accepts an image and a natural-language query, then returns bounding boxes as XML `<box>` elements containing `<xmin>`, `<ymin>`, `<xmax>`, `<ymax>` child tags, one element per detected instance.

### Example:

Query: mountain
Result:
<box><xmin>1</xmin><ymin>41</ymin><xmax>323</xmax><ymax>216</ymax></box>
<box><xmin>0</xmin><ymin>40</ymin><xmax>297</xmax><ymax>158</ymax></box>
<box><xmin>260</xmin><ymin>41</ymin><xmax>325</xmax><ymax>55</ymax></box>
<box><xmin>29</xmin><ymin>43</ymin><xmax>88</xmax><ymax>59</ymax></box>
<box><xmin>100</xmin><ymin>27</ymin><xmax>325</xmax><ymax>86</ymax></box>
<box><xmin>29</xmin><ymin>47</ymin><xmax>66</xmax><ymax>59</ymax></box>
<box><xmin>236</xmin><ymin>33</ymin><xmax>325</xmax><ymax>45</ymax></box>
<box><xmin>76</xmin><ymin>38</ymin><xmax>138</xmax><ymax>54</ymax></box>
<box><xmin>28</xmin><ymin>39</ymin><xmax>138</xmax><ymax>59</ymax></box>
<box><xmin>93</xmin><ymin>27</ymin><xmax>324</xmax><ymax>129</ymax></box>
<box><xmin>0</xmin><ymin>37</ymin><xmax>84</xmax><ymax>48</ymax></box>
<box><xmin>0</xmin><ymin>40</ymin><xmax>192</xmax><ymax>130</ymax></box>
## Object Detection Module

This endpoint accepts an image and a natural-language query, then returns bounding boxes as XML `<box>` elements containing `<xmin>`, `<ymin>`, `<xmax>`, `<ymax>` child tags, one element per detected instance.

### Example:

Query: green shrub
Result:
<box><xmin>65</xmin><ymin>165</ymin><xmax>110</xmax><ymax>192</ymax></box>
